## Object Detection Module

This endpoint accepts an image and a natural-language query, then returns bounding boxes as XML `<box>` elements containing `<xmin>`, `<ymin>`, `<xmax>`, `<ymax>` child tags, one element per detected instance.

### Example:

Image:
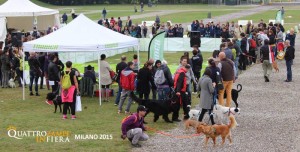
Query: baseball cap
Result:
<box><xmin>137</xmin><ymin>105</ymin><xmax>147</xmax><ymax>112</ymax></box>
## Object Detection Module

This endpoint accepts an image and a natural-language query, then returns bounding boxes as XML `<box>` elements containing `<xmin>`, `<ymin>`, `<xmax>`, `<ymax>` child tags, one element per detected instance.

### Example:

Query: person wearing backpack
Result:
<box><xmin>121</xmin><ymin>105</ymin><xmax>149</xmax><ymax>148</ymax></box>
<box><xmin>61</xmin><ymin>61</ymin><xmax>80</xmax><ymax>120</ymax></box>
<box><xmin>136</xmin><ymin>62</ymin><xmax>156</xmax><ymax>100</ymax></box>
<box><xmin>154</xmin><ymin>60</ymin><xmax>173</xmax><ymax>100</ymax></box>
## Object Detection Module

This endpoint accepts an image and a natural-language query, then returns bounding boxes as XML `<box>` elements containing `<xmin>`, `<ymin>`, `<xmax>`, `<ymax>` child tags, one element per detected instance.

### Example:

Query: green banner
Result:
<box><xmin>149</xmin><ymin>31</ymin><xmax>165</xmax><ymax>61</ymax></box>
<box><xmin>275</xmin><ymin>10</ymin><xmax>282</xmax><ymax>24</ymax></box>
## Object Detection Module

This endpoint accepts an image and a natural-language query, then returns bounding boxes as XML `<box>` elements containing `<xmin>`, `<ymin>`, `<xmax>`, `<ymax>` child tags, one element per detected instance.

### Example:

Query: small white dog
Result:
<box><xmin>188</xmin><ymin>109</ymin><xmax>200</xmax><ymax>120</ymax></box>
<box><xmin>214</xmin><ymin>104</ymin><xmax>240</xmax><ymax>125</ymax></box>
<box><xmin>8</xmin><ymin>78</ymin><xmax>16</xmax><ymax>88</ymax></box>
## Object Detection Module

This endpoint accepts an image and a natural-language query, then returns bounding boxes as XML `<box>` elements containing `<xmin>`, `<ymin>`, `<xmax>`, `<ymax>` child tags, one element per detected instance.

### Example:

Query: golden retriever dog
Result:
<box><xmin>184</xmin><ymin>120</ymin><xmax>206</xmax><ymax>131</ymax></box>
<box><xmin>196</xmin><ymin>116</ymin><xmax>237</xmax><ymax>147</ymax></box>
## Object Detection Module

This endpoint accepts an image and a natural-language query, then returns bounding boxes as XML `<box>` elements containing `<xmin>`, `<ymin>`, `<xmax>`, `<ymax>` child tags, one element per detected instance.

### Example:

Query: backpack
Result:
<box><xmin>121</xmin><ymin>114</ymin><xmax>137</xmax><ymax>124</ymax></box>
<box><xmin>154</xmin><ymin>68</ymin><xmax>166</xmax><ymax>85</ymax></box>
<box><xmin>250</xmin><ymin>39</ymin><xmax>256</xmax><ymax>48</ymax></box>
<box><xmin>61</xmin><ymin>71</ymin><xmax>72</xmax><ymax>90</ymax></box>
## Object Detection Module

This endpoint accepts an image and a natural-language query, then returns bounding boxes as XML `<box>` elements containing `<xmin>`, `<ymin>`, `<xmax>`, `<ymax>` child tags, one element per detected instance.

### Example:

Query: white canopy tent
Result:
<box><xmin>23</xmin><ymin>14</ymin><xmax>139</xmax><ymax>105</ymax></box>
<box><xmin>0</xmin><ymin>0</ymin><xmax>60</xmax><ymax>31</ymax></box>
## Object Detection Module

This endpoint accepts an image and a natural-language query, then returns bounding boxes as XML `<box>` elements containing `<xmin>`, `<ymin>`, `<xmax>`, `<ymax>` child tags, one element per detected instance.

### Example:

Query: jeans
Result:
<box><xmin>218</xmin><ymin>80</ymin><xmax>233</xmax><ymax>107</ymax></box>
<box><xmin>29</xmin><ymin>71</ymin><xmax>39</xmax><ymax>93</ymax></box>
<box><xmin>114</xmin><ymin>83</ymin><xmax>122</xmax><ymax>105</ymax></box>
<box><xmin>234</xmin><ymin>57</ymin><xmax>239</xmax><ymax>78</ymax></box>
<box><xmin>286</xmin><ymin>60</ymin><xmax>293</xmax><ymax>81</ymax></box>
<box><xmin>193</xmin><ymin>71</ymin><xmax>200</xmax><ymax>92</ymax></box>
<box><xmin>157</xmin><ymin>87</ymin><xmax>170</xmax><ymax>100</ymax></box>
<box><xmin>118</xmin><ymin>89</ymin><xmax>133</xmax><ymax>112</ymax></box>
<box><xmin>1</xmin><ymin>70</ymin><xmax>9</xmax><ymax>87</ymax></box>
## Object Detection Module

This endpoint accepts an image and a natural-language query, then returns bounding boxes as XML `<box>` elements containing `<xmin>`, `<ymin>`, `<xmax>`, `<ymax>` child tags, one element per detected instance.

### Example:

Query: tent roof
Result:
<box><xmin>23</xmin><ymin>14</ymin><xmax>139</xmax><ymax>52</ymax></box>
<box><xmin>0</xmin><ymin>0</ymin><xmax>59</xmax><ymax>17</ymax></box>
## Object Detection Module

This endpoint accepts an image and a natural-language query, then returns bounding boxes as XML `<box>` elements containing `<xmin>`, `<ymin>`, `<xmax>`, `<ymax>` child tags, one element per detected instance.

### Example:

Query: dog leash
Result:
<box><xmin>146</xmin><ymin>126</ymin><xmax>202</xmax><ymax>139</ymax></box>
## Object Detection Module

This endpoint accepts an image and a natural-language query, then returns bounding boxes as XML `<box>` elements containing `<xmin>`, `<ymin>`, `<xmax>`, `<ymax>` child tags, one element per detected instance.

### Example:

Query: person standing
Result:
<box><xmin>239</xmin><ymin>33</ymin><xmax>248</xmax><ymax>71</ymax></box>
<box><xmin>281</xmin><ymin>7</ymin><xmax>285</xmax><ymax>18</ymax></box>
<box><xmin>191</xmin><ymin>47</ymin><xmax>203</xmax><ymax>93</ymax></box>
<box><xmin>38</xmin><ymin>52</ymin><xmax>45</xmax><ymax>89</ymax></box>
<box><xmin>118</xmin><ymin>62</ymin><xmax>135</xmax><ymax>114</ymax></box>
<box><xmin>155</xmin><ymin>15</ymin><xmax>160</xmax><ymax>26</ymax></box>
<box><xmin>99</xmin><ymin>54</ymin><xmax>113</xmax><ymax>102</ymax></box>
<box><xmin>155</xmin><ymin>60</ymin><xmax>173</xmax><ymax>100</ymax></box>
<box><xmin>62</xmin><ymin>13</ymin><xmax>68</xmax><ymax>24</ymax></box>
<box><xmin>260</xmin><ymin>39</ymin><xmax>273</xmax><ymax>82</ymax></box>
<box><xmin>141</xmin><ymin>22</ymin><xmax>148</xmax><ymax>38</ymax></box>
<box><xmin>173</xmin><ymin>63</ymin><xmax>191</xmax><ymax>121</ymax></box>
<box><xmin>121</xmin><ymin>105</ymin><xmax>149</xmax><ymax>148</ymax></box>
<box><xmin>118</xmin><ymin>17</ymin><xmax>123</xmax><ymax>30</ymax></box>
<box><xmin>102</xmin><ymin>8</ymin><xmax>107</xmax><ymax>19</ymax></box>
<box><xmin>115</xmin><ymin>56</ymin><xmax>127</xmax><ymax>106</ymax></box>
<box><xmin>217</xmin><ymin>52</ymin><xmax>235</xmax><ymax>107</ymax></box>
<box><xmin>140</xmin><ymin>2</ymin><xmax>144</xmax><ymax>12</ymax></box>
<box><xmin>284</xmin><ymin>40</ymin><xmax>295</xmax><ymax>82</ymax></box>
<box><xmin>28</xmin><ymin>52</ymin><xmax>41</xmax><ymax>96</ymax></box>
<box><xmin>0</xmin><ymin>49</ymin><xmax>10</xmax><ymax>88</ymax></box>
<box><xmin>48</xmin><ymin>53</ymin><xmax>60</xmax><ymax>104</ymax></box>
<box><xmin>136</xmin><ymin>62</ymin><xmax>156</xmax><ymax>100</ymax></box>
<box><xmin>285</xmin><ymin>29</ymin><xmax>296</xmax><ymax>48</ymax></box>
<box><xmin>61</xmin><ymin>61</ymin><xmax>80</xmax><ymax>120</ymax></box>
<box><xmin>197</xmin><ymin>68</ymin><xmax>216</xmax><ymax>125</ymax></box>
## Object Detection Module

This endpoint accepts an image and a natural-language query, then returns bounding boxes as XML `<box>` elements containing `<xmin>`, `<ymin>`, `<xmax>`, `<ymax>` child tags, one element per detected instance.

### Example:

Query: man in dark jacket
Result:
<box><xmin>217</xmin><ymin>52</ymin><xmax>235</xmax><ymax>107</ymax></box>
<box><xmin>84</xmin><ymin>65</ymin><xmax>96</xmax><ymax>83</ymax></box>
<box><xmin>62</xmin><ymin>13</ymin><xmax>68</xmax><ymax>24</ymax></box>
<box><xmin>191</xmin><ymin>47</ymin><xmax>203</xmax><ymax>93</ymax></box>
<box><xmin>260</xmin><ymin>39</ymin><xmax>272</xmax><ymax>82</ymax></box>
<box><xmin>173</xmin><ymin>62</ymin><xmax>190</xmax><ymax>121</ymax></box>
<box><xmin>239</xmin><ymin>33</ymin><xmax>248</xmax><ymax>70</ymax></box>
<box><xmin>284</xmin><ymin>40</ymin><xmax>295</xmax><ymax>82</ymax></box>
<box><xmin>28</xmin><ymin>52</ymin><xmax>41</xmax><ymax>96</ymax></box>
<box><xmin>285</xmin><ymin>29</ymin><xmax>296</xmax><ymax>47</ymax></box>
<box><xmin>48</xmin><ymin>53</ymin><xmax>60</xmax><ymax>103</ymax></box>
<box><xmin>38</xmin><ymin>52</ymin><xmax>45</xmax><ymax>89</ymax></box>
<box><xmin>114</xmin><ymin>56</ymin><xmax>127</xmax><ymax>106</ymax></box>
<box><xmin>121</xmin><ymin>105</ymin><xmax>148</xmax><ymax>148</ymax></box>
<box><xmin>102</xmin><ymin>8</ymin><xmax>107</xmax><ymax>19</ymax></box>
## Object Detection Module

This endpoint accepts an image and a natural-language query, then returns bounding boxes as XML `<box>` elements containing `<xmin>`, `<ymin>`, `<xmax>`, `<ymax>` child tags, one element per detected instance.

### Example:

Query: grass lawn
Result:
<box><xmin>134</xmin><ymin>10</ymin><xmax>234</xmax><ymax>24</ymax></box>
<box><xmin>0</xmin><ymin>51</ymin><xmax>210</xmax><ymax>151</ymax></box>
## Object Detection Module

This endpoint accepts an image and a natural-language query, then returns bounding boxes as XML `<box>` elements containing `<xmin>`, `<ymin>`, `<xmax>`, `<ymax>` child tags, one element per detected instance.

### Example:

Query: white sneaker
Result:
<box><xmin>192</xmin><ymin>92</ymin><xmax>197</xmax><ymax>94</ymax></box>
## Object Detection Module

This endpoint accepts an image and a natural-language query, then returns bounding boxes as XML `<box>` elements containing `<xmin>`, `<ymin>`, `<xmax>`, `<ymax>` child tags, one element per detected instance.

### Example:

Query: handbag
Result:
<box><xmin>76</xmin><ymin>95</ymin><xmax>82</xmax><ymax>112</ymax></box>
<box><xmin>110</xmin><ymin>71</ymin><xmax>118</xmax><ymax>82</ymax></box>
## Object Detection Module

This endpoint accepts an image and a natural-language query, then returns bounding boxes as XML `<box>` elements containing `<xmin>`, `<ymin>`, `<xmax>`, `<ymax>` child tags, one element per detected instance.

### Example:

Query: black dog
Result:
<box><xmin>130</xmin><ymin>92</ymin><xmax>178</xmax><ymax>123</ymax></box>
<box><xmin>222</xmin><ymin>84</ymin><xmax>242</xmax><ymax>108</ymax></box>
<box><xmin>46</xmin><ymin>93</ymin><xmax>70</xmax><ymax>113</ymax></box>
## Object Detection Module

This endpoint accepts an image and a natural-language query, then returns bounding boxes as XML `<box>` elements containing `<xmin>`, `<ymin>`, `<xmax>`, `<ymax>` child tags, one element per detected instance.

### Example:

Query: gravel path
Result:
<box><xmin>132</xmin><ymin>27</ymin><xmax>300</xmax><ymax>152</ymax></box>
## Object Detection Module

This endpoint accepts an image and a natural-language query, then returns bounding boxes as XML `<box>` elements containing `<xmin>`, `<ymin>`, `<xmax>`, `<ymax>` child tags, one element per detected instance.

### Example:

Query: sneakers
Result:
<box><xmin>71</xmin><ymin>115</ymin><xmax>76</xmax><ymax>120</ymax></box>
<box><xmin>131</xmin><ymin>143</ymin><xmax>142</xmax><ymax>148</ymax></box>
<box><xmin>125</xmin><ymin>111</ymin><xmax>131</xmax><ymax>115</ymax></box>
<box><xmin>45</xmin><ymin>100</ymin><xmax>53</xmax><ymax>105</ymax></box>
<box><xmin>30</xmin><ymin>92</ymin><xmax>34</xmax><ymax>96</ymax></box>
<box><xmin>118</xmin><ymin>110</ymin><xmax>121</xmax><ymax>114</ymax></box>
<box><xmin>192</xmin><ymin>92</ymin><xmax>197</xmax><ymax>94</ymax></box>
<box><xmin>62</xmin><ymin>115</ymin><xmax>67</xmax><ymax>120</ymax></box>
<box><xmin>114</xmin><ymin>104</ymin><xmax>118</xmax><ymax>106</ymax></box>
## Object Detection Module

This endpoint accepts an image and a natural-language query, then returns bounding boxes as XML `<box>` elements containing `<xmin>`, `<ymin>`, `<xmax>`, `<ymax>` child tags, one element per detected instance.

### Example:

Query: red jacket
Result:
<box><xmin>174</xmin><ymin>67</ymin><xmax>187</xmax><ymax>92</ymax></box>
<box><xmin>120</xmin><ymin>68</ymin><xmax>135</xmax><ymax>91</ymax></box>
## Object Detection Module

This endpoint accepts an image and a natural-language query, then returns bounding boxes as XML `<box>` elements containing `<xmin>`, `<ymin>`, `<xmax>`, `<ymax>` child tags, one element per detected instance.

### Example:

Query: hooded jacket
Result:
<box><xmin>120</xmin><ymin>67</ymin><xmax>135</xmax><ymax>91</ymax></box>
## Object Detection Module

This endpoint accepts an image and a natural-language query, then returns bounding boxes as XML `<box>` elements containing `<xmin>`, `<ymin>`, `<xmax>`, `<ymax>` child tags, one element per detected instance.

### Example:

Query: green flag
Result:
<box><xmin>275</xmin><ymin>10</ymin><xmax>282</xmax><ymax>24</ymax></box>
<box><xmin>148</xmin><ymin>31</ymin><xmax>165</xmax><ymax>61</ymax></box>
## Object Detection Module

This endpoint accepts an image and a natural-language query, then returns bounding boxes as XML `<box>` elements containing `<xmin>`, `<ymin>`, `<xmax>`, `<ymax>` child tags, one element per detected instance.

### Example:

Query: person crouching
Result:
<box><xmin>121</xmin><ymin>105</ymin><xmax>149</xmax><ymax>148</ymax></box>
